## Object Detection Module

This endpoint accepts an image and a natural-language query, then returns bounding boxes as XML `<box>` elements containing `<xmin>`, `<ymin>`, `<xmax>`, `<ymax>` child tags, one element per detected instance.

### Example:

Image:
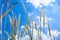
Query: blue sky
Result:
<box><xmin>0</xmin><ymin>0</ymin><xmax>60</xmax><ymax>40</ymax></box>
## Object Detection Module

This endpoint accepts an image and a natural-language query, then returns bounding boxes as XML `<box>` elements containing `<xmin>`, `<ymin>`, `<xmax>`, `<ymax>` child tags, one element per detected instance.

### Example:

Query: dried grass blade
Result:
<box><xmin>48</xmin><ymin>22</ymin><xmax>51</xmax><ymax>36</ymax></box>
<box><xmin>43</xmin><ymin>11</ymin><xmax>46</xmax><ymax>27</ymax></box>
<box><xmin>5</xmin><ymin>31</ymin><xmax>11</xmax><ymax>39</ymax></box>
<box><xmin>21</xmin><ymin>1</ymin><xmax>26</xmax><ymax>13</ymax></box>
<box><xmin>0</xmin><ymin>2</ymin><xmax>18</xmax><ymax>19</ymax></box>
<box><xmin>17</xmin><ymin>14</ymin><xmax>20</xmax><ymax>26</ymax></box>
<box><xmin>40</xmin><ymin>8</ymin><xmax>42</xmax><ymax>22</ymax></box>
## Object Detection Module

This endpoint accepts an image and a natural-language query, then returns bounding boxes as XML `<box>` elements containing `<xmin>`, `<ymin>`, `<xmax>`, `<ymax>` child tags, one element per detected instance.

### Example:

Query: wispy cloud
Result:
<box><xmin>47</xmin><ymin>30</ymin><xmax>60</xmax><ymax>37</ymax></box>
<box><xmin>26</xmin><ymin>0</ymin><xmax>55</xmax><ymax>8</ymax></box>
<box><xmin>36</xmin><ymin>15</ymin><xmax>53</xmax><ymax>28</ymax></box>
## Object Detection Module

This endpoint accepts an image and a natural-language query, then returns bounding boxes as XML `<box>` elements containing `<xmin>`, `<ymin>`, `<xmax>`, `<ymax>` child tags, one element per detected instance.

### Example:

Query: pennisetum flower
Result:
<box><xmin>39</xmin><ymin>8</ymin><xmax>42</xmax><ymax>40</ymax></box>
<box><xmin>40</xmin><ymin>8</ymin><xmax>42</xmax><ymax>23</ymax></box>
<box><xmin>48</xmin><ymin>22</ymin><xmax>51</xmax><ymax>37</ymax></box>
<box><xmin>43</xmin><ymin>11</ymin><xmax>46</xmax><ymax>28</ymax></box>
<box><xmin>21</xmin><ymin>1</ymin><xmax>26</xmax><ymax>13</ymax></box>
<box><xmin>5</xmin><ymin>31</ymin><xmax>11</xmax><ymax>39</ymax></box>
<box><xmin>17</xmin><ymin>13</ymin><xmax>20</xmax><ymax>26</ymax></box>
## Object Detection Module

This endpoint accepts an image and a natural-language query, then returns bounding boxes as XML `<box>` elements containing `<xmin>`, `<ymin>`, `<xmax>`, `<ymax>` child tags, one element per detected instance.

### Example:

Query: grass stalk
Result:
<box><xmin>0</xmin><ymin>2</ymin><xmax>18</xmax><ymax>19</ymax></box>
<box><xmin>21</xmin><ymin>1</ymin><xmax>26</xmax><ymax>13</ymax></box>
<box><xmin>43</xmin><ymin>11</ymin><xmax>46</xmax><ymax>28</ymax></box>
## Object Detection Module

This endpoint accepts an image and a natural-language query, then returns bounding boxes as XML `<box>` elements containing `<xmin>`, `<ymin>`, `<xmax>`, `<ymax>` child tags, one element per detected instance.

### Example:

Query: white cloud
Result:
<box><xmin>36</xmin><ymin>16</ymin><xmax>53</xmax><ymax>28</ymax></box>
<box><xmin>19</xmin><ymin>12</ymin><xmax>60</xmax><ymax>40</ymax></box>
<box><xmin>20</xmin><ymin>28</ymin><xmax>60</xmax><ymax>40</ymax></box>
<box><xmin>41</xmin><ymin>30</ymin><xmax>60</xmax><ymax>40</ymax></box>
<box><xmin>41</xmin><ymin>32</ymin><xmax>51</xmax><ymax>40</ymax></box>
<box><xmin>8</xmin><ymin>26</ymin><xmax>60</xmax><ymax>40</ymax></box>
<box><xmin>15</xmin><ymin>34</ymin><xmax>20</xmax><ymax>40</ymax></box>
<box><xmin>8</xmin><ymin>34</ymin><xmax>30</xmax><ymax>40</ymax></box>
<box><xmin>50</xmin><ymin>3</ymin><xmax>54</xmax><ymax>7</ymax></box>
<box><xmin>21</xmin><ymin>25</ymin><xmax>25</xmax><ymax>29</ymax></box>
<box><xmin>20</xmin><ymin>35</ymin><xmax>30</xmax><ymax>40</ymax></box>
<box><xmin>32</xmin><ymin>28</ymin><xmax>50</xmax><ymax>40</ymax></box>
<box><xmin>28</xmin><ymin>12</ymin><xmax>53</xmax><ymax>28</ymax></box>
<box><xmin>47</xmin><ymin>30</ymin><xmax>60</xmax><ymax>37</ymax></box>
<box><xmin>26</xmin><ymin>0</ymin><xmax>55</xmax><ymax>8</ymax></box>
